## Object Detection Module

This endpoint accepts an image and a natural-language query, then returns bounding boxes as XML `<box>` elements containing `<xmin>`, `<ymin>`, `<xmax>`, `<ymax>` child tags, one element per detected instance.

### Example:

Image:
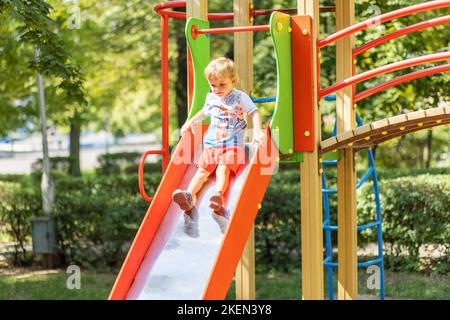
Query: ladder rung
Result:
<box><xmin>358</xmin><ymin>257</ymin><xmax>383</xmax><ymax>268</ymax></box>
<box><xmin>323</xmin><ymin>224</ymin><xmax>338</xmax><ymax>231</ymax></box>
<box><xmin>322</xmin><ymin>160</ymin><xmax>338</xmax><ymax>165</ymax></box>
<box><xmin>323</xmin><ymin>256</ymin><xmax>338</xmax><ymax>268</ymax></box>
<box><xmin>323</xmin><ymin>220</ymin><xmax>381</xmax><ymax>231</ymax></box>
<box><xmin>324</xmin><ymin>257</ymin><xmax>383</xmax><ymax>268</ymax></box>
<box><xmin>357</xmin><ymin>221</ymin><xmax>381</xmax><ymax>231</ymax></box>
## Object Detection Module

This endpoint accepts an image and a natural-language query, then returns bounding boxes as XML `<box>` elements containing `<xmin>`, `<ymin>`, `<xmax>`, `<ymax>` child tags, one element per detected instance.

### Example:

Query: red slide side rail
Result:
<box><xmin>202</xmin><ymin>124</ymin><xmax>279</xmax><ymax>299</ymax></box>
<box><xmin>317</xmin><ymin>0</ymin><xmax>450</xmax><ymax>49</ymax></box>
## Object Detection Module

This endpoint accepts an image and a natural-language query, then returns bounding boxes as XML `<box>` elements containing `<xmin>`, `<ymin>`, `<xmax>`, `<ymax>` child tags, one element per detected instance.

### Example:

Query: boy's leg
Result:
<box><xmin>173</xmin><ymin>167</ymin><xmax>210</xmax><ymax>211</ymax></box>
<box><xmin>215</xmin><ymin>164</ymin><xmax>230</xmax><ymax>195</ymax></box>
<box><xmin>209</xmin><ymin>164</ymin><xmax>230</xmax><ymax>211</ymax></box>
<box><xmin>210</xmin><ymin>165</ymin><xmax>231</xmax><ymax>233</ymax></box>
<box><xmin>187</xmin><ymin>167</ymin><xmax>211</xmax><ymax>206</ymax></box>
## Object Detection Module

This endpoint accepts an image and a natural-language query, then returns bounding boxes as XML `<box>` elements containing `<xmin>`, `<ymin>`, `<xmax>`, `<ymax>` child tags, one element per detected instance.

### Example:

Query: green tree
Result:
<box><xmin>0</xmin><ymin>0</ymin><xmax>86</xmax><ymax>175</ymax></box>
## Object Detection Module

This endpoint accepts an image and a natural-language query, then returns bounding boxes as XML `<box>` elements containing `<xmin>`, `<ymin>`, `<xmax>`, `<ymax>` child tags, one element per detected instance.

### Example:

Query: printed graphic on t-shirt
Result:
<box><xmin>202</xmin><ymin>89</ymin><xmax>257</xmax><ymax>148</ymax></box>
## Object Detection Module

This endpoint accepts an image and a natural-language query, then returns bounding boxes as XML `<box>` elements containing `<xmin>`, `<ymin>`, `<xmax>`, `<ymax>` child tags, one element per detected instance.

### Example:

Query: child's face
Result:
<box><xmin>208</xmin><ymin>76</ymin><xmax>236</xmax><ymax>98</ymax></box>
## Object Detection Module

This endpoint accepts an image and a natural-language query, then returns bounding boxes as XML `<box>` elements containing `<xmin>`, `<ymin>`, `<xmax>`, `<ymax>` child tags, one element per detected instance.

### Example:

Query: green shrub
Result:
<box><xmin>256</xmin><ymin>169</ymin><xmax>449</xmax><ymax>273</ymax></box>
<box><xmin>358</xmin><ymin>174</ymin><xmax>450</xmax><ymax>274</ymax></box>
<box><xmin>50</xmin><ymin>172</ymin><xmax>162</xmax><ymax>269</ymax></box>
<box><xmin>255</xmin><ymin>170</ymin><xmax>300</xmax><ymax>272</ymax></box>
<box><xmin>376</xmin><ymin>167</ymin><xmax>450</xmax><ymax>180</ymax></box>
<box><xmin>96</xmin><ymin>152</ymin><xmax>164</xmax><ymax>175</ymax></box>
<box><xmin>0</xmin><ymin>172</ymin><xmax>162</xmax><ymax>270</ymax></box>
<box><xmin>0</xmin><ymin>181</ymin><xmax>41</xmax><ymax>266</ymax></box>
<box><xmin>0</xmin><ymin>169</ymin><xmax>448</xmax><ymax>273</ymax></box>
<box><xmin>31</xmin><ymin>156</ymin><xmax>71</xmax><ymax>174</ymax></box>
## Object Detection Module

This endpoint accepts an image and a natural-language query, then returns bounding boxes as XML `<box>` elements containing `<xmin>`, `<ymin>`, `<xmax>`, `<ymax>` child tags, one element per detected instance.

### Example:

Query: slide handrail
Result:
<box><xmin>138</xmin><ymin>149</ymin><xmax>167</xmax><ymax>202</ymax></box>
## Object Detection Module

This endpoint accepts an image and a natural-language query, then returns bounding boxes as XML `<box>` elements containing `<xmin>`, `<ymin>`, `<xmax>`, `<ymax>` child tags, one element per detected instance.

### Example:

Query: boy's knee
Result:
<box><xmin>198</xmin><ymin>167</ymin><xmax>211</xmax><ymax>178</ymax></box>
<box><xmin>216</xmin><ymin>165</ymin><xmax>230</xmax><ymax>175</ymax></box>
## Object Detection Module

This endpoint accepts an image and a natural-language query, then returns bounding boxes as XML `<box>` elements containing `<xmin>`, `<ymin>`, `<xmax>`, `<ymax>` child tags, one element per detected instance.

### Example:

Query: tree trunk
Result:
<box><xmin>423</xmin><ymin>130</ymin><xmax>432</xmax><ymax>168</ymax></box>
<box><xmin>174</xmin><ymin>9</ymin><xmax>188</xmax><ymax>129</ymax></box>
<box><xmin>69</xmin><ymin>114</ymin><xmax>81</xmax><ymax>177</ymax></box>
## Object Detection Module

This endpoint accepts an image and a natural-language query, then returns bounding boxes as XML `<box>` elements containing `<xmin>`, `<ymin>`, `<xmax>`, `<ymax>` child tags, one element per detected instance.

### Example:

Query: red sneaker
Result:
<box><xmin>209</xmin><ymin>192</ymin><xmax>224</xmax><ymax>212</ymax></box>
<box><xmin>211</xmin><ymin>207</ymin><xmax>229</xmax><ymax>234</ymax></box>
<box><xmin>172</xmin><ymin>189</ymin><xmax>194</xmax><ymax>211</ymax></box>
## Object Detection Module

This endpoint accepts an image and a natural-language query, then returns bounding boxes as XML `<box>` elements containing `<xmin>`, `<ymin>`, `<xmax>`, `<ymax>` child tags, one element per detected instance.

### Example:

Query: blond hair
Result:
<box><xmin>204</xmin><ymin>57</ymin><xmax>236</xmax><ymax>81</ymax></box>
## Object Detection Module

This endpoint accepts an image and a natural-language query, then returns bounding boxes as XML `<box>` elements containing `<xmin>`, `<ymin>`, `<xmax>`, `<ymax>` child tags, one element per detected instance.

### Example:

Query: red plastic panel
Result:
<box><xmin>291</xmin><ymin>16</ymin><xmax>315</xmax><ymax>152</ymax></box>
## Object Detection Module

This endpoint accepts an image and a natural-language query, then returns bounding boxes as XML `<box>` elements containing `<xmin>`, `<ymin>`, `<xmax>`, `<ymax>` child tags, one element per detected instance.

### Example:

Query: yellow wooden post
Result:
<box><xmin>186</xmin><ymin>0</ymin><xmax>208</xmax><ymax>19</ymax></box>
<box><xmin>336</xmin><ymin>0</ymin><xmax>358</xmax><ymax>300</ymax></box>
<box><xmin>297</xmin><ymin>0</ymin><xmax>324</xmax><ymax>300</ymax></box>
<box><xmin>233</xmin><ymin>0</ymin><xmax>255</xmax><ymax>300</ymax></box>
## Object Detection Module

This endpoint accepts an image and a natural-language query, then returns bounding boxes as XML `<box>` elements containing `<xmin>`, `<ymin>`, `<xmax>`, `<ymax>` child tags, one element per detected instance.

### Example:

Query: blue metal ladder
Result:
<box><xmin>321</xmin><ymin>112</ymin><xmax>385</xmax><ymax>300</ymax></box>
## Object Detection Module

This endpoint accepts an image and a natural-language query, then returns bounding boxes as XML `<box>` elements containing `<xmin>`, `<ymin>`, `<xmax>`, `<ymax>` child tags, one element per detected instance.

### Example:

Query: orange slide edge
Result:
<box><xmin>202</xmin><ymin>124</ymin><xmax>279</xmax><ymax>299</ymax></box>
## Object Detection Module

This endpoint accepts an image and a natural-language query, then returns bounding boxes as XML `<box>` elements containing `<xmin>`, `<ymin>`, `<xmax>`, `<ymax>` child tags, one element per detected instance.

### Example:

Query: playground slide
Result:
<box><xmin>109</xmin><ymin>125</ymin><xmax>278</xmax><ymax>300</ymax></box>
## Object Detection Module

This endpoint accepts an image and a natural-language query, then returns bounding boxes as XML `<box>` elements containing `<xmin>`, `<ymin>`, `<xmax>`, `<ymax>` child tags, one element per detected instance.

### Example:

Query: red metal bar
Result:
<box><xmin>252</xmin><ymin>8</ymin><xmax>297</xmax><ymax>16</ymax></box>
<box><xmin>161</xmin><ymin>15</ymin><xmax>170</xmax><ymax>173</ymax></box>
<box><xmin>138</xmin><ymin>14</ymin><xmax>171</xmax><ymax>203</ymax></box>
<box><xmin>154</xmin><ymin>1</ymin><xmax>335</xmax><ymax>20</ymax></box>
<box><xmin>138</xmin><ymin>150</ymin><xmax>166</xmax><ymax>202</ymax></box>
<box><xmin>195</xmin><ymin>25</ymin><xmax>270</xmax><ymax>36</ymax></box>
<box><xmin>320</xmin><ymin>52</ymin><xmax>450</xmax><ymax>98</ymax></box>
<box><xmin>354</xmin><ymin>15</ymin><xmax>450</xmax><ymax>57</ymax></box>
<box><xmin>355</xmin><ymin>64</ymin><xmax>450</xmax><ymax>102</ymax></box>
<box><xmin>252</xmin><ymin>7</ymin><xmax>335</xmax><ymax>16</ymax></box>
<box><xmin>154</xmin><ymin>1</ymin><xmax>233</xmax><ymax>20</ymax></box>
<box><xmin>318</xmin><ymin>0</ymin><xmax>450</xmax><ymax>49</ymax></box>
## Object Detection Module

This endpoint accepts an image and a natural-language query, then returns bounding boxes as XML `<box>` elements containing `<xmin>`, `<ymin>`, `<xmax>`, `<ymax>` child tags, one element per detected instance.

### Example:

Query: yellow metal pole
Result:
<box><xmin>336</xmin><ymin>0</ymin><xmax>358</xmax><ymax>300</ymax></box>
<box><xmin>297</xmin><ymin>0</ymin><xmax>324</xmax><ymax>300</ymax></box>
<box><xmin>233</xmin><ymin>0</ymin><xmax>255</xmax><ymax>300</ymax></box>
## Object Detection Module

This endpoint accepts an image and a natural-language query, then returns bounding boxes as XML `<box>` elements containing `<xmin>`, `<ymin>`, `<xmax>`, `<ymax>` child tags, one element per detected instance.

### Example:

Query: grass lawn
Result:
<box><xmin>0</xmin><ymin>269</ymin><xmax>115</xmax><ymax>300</ymax></box>
<box><xmin>0</xmin><ymin>268</ymin><xmax>448</xmax><ymax>300</ymax></box>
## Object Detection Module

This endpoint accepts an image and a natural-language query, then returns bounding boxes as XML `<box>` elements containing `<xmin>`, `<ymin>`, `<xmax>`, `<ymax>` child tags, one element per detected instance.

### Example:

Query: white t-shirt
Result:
<box><xmin>202</xmin><ymin>89</ymin><xmax>257</xmax><ymax>148</ymax></box>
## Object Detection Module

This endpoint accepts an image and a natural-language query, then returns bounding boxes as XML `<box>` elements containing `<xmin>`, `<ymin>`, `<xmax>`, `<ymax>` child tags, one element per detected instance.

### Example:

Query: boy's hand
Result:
<box><xmin>180</xmin><ymin>122</ymin><xmax>194</xmax><ymax>136</ymax></box>
<box><xmin>252</xmin><ymin>130</ymin><xmax>266</xmax><ymax>145</ymax></box>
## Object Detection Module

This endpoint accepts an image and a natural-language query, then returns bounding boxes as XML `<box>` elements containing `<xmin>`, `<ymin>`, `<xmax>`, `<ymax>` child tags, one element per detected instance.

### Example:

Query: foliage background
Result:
<box><xmin>0</xmin><ymin>0</ymin><xmax>449</xmax><ymax>284</ymax></box>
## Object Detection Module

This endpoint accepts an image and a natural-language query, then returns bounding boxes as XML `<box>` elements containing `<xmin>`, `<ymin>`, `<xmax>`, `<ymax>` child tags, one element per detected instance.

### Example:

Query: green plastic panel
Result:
<box><xmin>269</xmin><ymin>12</ymin><xmax>302</xmax><ymax>162</ymax></box>
<box><xmin>185</xmin><ymin>18</ymin><xmax>211</xmax><ymax>121</ymax></box>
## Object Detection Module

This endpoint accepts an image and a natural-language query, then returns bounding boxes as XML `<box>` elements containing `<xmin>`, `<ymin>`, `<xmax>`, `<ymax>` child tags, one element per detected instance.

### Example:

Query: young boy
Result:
<box><xmin>172</xmin><ymin>57</ymin><xmax>265</xmax><ymax>235</ymax></box>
